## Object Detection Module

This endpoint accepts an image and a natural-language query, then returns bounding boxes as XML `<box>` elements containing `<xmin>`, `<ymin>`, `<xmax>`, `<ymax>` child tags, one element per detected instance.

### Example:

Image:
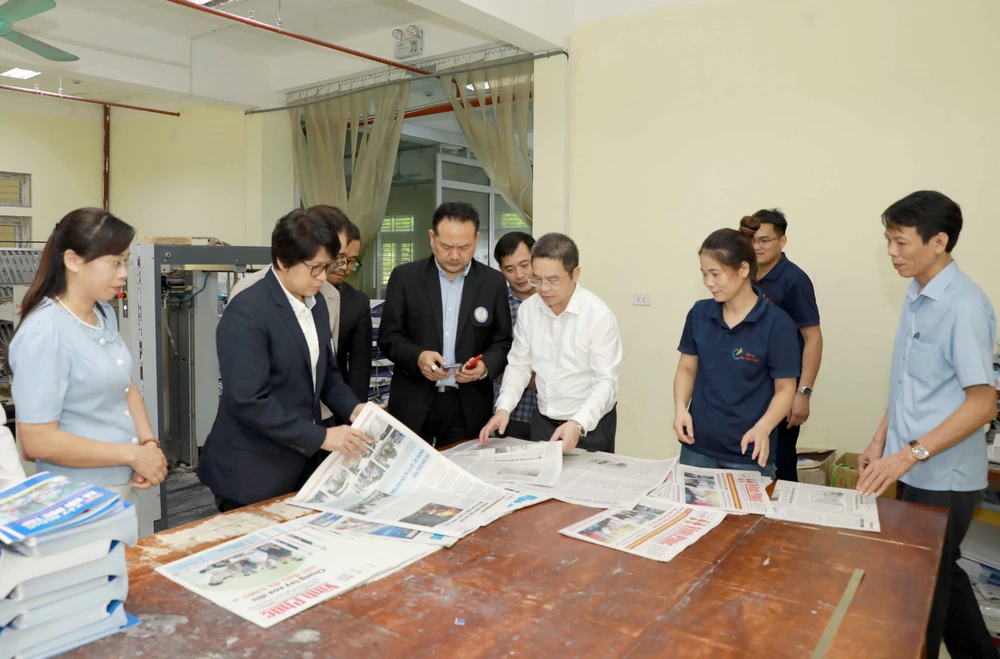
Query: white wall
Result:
<box><xmin>535</xmin><ymin>0</ymin><xmax>1000</xmax><ymax>459</ymax></box>
<box><xmin>110</xmin><ymin>106</ymin><xmax>293</xmax><ymax>246</ymax></box>
<box><xmin>0</xmin><ymin>95</ymin><xmax>104</xmax><ymax>239</ymax></box>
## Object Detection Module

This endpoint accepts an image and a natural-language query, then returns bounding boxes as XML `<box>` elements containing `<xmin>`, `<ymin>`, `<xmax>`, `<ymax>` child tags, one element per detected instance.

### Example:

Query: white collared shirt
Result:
<box><xmin>496</xmin><ymin>285</ymin><xmax>622</xmax><ymax>432</ymax></box>
<box><xmin>275</xmin><ymin>275</ymin><xmax>320</xmax><ymax>390</ymax></box>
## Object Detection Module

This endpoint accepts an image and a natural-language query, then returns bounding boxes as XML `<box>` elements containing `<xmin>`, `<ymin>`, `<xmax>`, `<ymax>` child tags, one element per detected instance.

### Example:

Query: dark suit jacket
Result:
<box><xmin>199</xmin><ymin>270</ymin><xmax>361</xmax><ymax>506</ymax></box>
<box><xmin>378</xmin><ymin>257</ymin><xmax>512</xmax><ymax>438</ymax></box>
<box><xmin>336</xmin><ymin>281</ymin><xmax>373</xmax><ymax>405</ymax></box>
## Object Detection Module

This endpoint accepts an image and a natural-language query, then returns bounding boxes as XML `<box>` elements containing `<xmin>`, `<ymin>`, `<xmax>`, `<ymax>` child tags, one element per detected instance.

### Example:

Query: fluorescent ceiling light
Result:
<box><xmin>466</xmin><ymin>82</ymin><xmax>490</xmax><ymax>91</ymax></box>
<box><xmin>1</xmin><ymin>68</ymin><xmax>41</xmax><ymax>80</ymax></box>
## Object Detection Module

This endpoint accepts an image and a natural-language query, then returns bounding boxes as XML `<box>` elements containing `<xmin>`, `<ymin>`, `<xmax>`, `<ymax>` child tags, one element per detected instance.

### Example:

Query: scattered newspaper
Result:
<box><xmin>559</xmin><ymin>498</ymin><xmax>727</xmax><ymax>562</ymax></box>
<box><xmin>447</xmin><ymin>440</ymin><xmax>563</xmax><ymax>488</ymax></box>
<box><xmin>156</xmin><ymin>513</ymin><xmax>438</xmax><ymax>628</ymax></box>
<box><xmin>647</xmin><ymin>464</ymin><xmax>773</xmax><ymax>516</ymax></box>
<box><xmin>291</xmin><ymin>404</ymin><xmax>510</xmax><ymax>538</ymax></box>
<box><xmin>767</xmin><ymin>480</ymin><xmax>881</xmax><ymax>533</ymax></box>
<box><xmin>308</xmin><ymin>512</ymin><xmax>458</xmax><ymax>547</ymax></box>
<box><xmin>520</xmin><ymin>452</ymin><xmax>676</xmax><ymax>510</ymax></box>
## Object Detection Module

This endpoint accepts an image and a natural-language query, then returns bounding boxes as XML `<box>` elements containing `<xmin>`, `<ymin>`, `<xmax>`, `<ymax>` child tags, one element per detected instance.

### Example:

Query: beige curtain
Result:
<box><xmin>441</xmin><ymin>60</ymin><xmax>533</xmax><ymax>224</ymax></box>
<box><xmin>289</xmin><ymin>82</ymin><xmax>410</xmax><ymax>251</ymax></box>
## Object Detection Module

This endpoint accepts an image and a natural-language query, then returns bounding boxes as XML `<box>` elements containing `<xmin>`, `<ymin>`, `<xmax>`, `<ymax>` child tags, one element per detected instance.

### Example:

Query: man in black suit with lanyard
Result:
<box><xmin>379</xmin><ymin>202</ymin><xmax>512</xmax><ymax>448</ymax></box>
<box><xmin>200</xmin><ymin>208</ymin><xmax>372</xmax><ymax>511</ymax></box>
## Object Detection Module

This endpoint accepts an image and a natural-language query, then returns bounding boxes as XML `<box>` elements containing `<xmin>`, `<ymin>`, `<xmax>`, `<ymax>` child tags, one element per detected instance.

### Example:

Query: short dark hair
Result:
<box><xmin>309</xmin><ymin>205</ymin><xmax>361</xmax><ymax>244</ymax></box>
<box><xmin>532</xmin><ymin>233</ymin><xmax>579</xmax><ymax>273</ymax></box>
<box><xmin>882</xmin><ymin>191</ymin><xmax>962</xmax><ymax>252</ymax></box>
<box><xmin>432</xmin><ymin>202</ymin><xmax>480</xmax><ymax>234</ymax></box>
<box><xmin>271</xmin><ymin>208</ymin><xmax>341</xmax><ymax>269</ymax></box>
<box><xmin>493</xmin><ymin>231</ymin><xmax>535</xmax><ymax>265</ymax></box>
<box><xmin>749</xmin><ymin>208</ymin><xmax>788</xmax><ymax>236</ymax></box>
<box><xmin>700</xmin><ymin>228</ymin><xmax>758</xmax><ymax>283</ymax></box>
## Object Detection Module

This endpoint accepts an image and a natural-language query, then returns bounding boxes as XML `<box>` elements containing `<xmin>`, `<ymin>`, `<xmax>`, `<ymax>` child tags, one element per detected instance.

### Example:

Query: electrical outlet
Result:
<box><xmin>632</xmin><ymin>293</ymin><xmax>651</xmax><ymax>306</ymax></box>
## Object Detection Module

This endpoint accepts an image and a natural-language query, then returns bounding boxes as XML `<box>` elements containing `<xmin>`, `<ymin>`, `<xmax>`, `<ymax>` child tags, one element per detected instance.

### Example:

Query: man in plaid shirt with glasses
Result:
<box><xmin>492</xmin><ymin>232</ymin><xmax>538</xmax><ymax>439</ymax></box>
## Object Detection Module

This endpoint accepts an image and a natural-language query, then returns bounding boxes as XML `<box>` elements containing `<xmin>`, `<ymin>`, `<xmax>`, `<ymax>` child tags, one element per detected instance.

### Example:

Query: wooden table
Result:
<box><xmin>64</xmin><ymin>495</ymin><xmax>945</xmax><ymax>658</ymax></box>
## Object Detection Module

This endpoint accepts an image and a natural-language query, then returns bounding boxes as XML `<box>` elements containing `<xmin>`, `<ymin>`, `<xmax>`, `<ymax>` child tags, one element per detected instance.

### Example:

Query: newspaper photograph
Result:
<box><xmin>647</xmin><ymin>464</ymin><xmax>773</xmax><ymax>516</ymax></box>
<box><xmin>522</xmin><ymin>453</ymin><xmax>675</xmax><ymax>510</ymax></box>
<box><xmin>446</xmin><ymin>440</ymin><xmax>563</xmax><ymax>488</ymax></box>
<box><xmin>307</xmin><ymin>512</ymin><xmax>459</xmax><ymax>547</ymax></box>
<box><xmin>291</xmin><ymin>404</ymin><xmax>510</xmax><ymax>538</ymax></box>
<box><xmin>767</xmin><ymin>481</ymin><xmax>881</xmax><ymax>533</ymax></box>
<box><xmin>559</xmin><ymin>498</ymin><xmax>727</xmax><ymax>562</ymax></box>
<box><xmin>156</xmin><ymin>514</ymin><xmax>438</xmax><ymax>628</ymax></box>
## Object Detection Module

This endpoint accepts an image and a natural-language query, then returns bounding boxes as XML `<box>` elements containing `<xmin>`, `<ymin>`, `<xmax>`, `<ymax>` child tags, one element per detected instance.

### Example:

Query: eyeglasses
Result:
<box><xmin>526</xmin><ymin>277</ymin><xmax>566</xmax><ymax>290</ymax></box>
<box><xmin>338</xmin><ymin>258</ymin><xmax>363</xmax><ymax>273</ymax></box>
<box><xmin>752</xmin><ymin>237</ymin><xmax>780</xmax><ymax>246</ymax></box>
<box><xmin>303</xmin><ymin>259</ymin><xmax>348</xmax><ymax>277</ymax></box>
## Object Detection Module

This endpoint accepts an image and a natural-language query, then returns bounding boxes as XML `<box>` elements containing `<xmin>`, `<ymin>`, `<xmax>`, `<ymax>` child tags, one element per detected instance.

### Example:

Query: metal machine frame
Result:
<box><xmin>125</xmin><ymin>243</ymin><xmax>271</xmax><ymax>533</ymax></box>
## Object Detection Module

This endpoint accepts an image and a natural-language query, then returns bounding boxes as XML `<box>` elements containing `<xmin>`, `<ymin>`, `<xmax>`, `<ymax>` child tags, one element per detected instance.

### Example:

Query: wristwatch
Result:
<box><xmin>574</xmin><ymin>421</ymin><xmax>587</xmax><ymax>437</ymax></box>
<box><xmin>908</xmin><ymin>440</ymin><xmax>930</xmax><ymax>461</ymax></box>
<box><xmin>797</xmin><ymin>386</ymin><xmax>813</xmax><ymax>397</ymax></box>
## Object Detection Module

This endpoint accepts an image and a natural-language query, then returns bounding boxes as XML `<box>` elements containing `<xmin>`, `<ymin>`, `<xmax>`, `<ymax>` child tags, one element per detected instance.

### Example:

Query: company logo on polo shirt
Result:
<box><xmin>732</xmin><ymin>347</ymin><xmax>761</xmax><ymax>363</ymax></box>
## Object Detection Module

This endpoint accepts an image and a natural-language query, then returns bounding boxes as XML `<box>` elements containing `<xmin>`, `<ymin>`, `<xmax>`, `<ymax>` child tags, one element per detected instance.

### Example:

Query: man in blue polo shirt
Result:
<box><xmin>857</xmin><ymin>191</ymin><xmax>997</xmax><ymax>659</ymax></box>
<box><xmin>742</xmin><ymin>210</ymin><xmax>823</xmax><ymax>482</ymax></box>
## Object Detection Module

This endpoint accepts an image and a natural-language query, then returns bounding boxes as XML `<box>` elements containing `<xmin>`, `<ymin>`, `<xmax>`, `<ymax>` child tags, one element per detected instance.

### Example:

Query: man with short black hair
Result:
<box><xmin>480</xmin><ymin>233</ymin><xmax>622</xmax><ymax>453</ymax></box>
<box><xmin>201</xmin><ymin>208</ymin><xmax>370</xmax><ymax>511</ymax></box>
<box><xmin>379</xmin><ymin>202</ymin><xmax>512</xmax><ymax>448</ymax></box>
<box><xmin>492</xmin><ymin>231</ymin><xmax>538</xmax><ymax>439</ymax></box>
<box><xmin>858</xmin><ymin>190</ymin><xmax>997</xmax><ymax>659</ymax></box>
<box><xmin>744</xmin><ymin>209</ymin><xmax>823</xmax><ymax>481</ymax></box>
<box><xmin>312</xmin><ymin>206</ymin><xmax>372</xmax><ymax>409</ymax></box>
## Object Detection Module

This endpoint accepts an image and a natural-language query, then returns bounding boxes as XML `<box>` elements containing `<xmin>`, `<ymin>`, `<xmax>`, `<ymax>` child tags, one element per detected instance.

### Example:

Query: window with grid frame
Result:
<box><xmin>0</xmin><ymin>172</ymin><xmax>30</xmax><ymax>207</ymax></box>
<box><xmin>379</xmin><ymin>215</ymin><xmax>416</xmax><ymax>287</ymax></box>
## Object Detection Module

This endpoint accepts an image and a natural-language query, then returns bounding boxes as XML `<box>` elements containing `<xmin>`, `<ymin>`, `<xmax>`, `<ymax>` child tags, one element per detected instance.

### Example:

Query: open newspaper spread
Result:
<box><xmin>559</xmin><ymin>498</ymin><xmax>727</xmax><ymax>562</ymax></box>
<box><xmin>155</xmin><ymin>513</ymin><xmax>438</xmax><ymax>628</ymax></box>
<box><xmin>767</xmin><ymin>480</ymin><xmax>881</xmax><ymax>532</ymax></box>
<box><xmin>290</xmin><ymin>404</ymin><xmax>514</xmax><ymax>538</ymax></box>
<box><xmin>647</xmin><ymin>464</ymin><xmax>774</xmax><ymax>516</ymax></box>
<box><xmin>446</xmin><ymin>440</ymin><xmax>563</xmax><ymax>488</ymax></box>
<box><xmin>522</xmin><ymin>452</ymin><xmax>676</xmax><ymax>510</ymax></box>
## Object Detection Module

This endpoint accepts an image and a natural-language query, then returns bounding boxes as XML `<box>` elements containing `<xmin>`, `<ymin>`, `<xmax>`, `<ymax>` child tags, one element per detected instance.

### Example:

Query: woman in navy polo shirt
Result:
<box><xmin>672</xmin><ymin>228</ymin><xmax>801</xmax><ymax>477</ymax></box>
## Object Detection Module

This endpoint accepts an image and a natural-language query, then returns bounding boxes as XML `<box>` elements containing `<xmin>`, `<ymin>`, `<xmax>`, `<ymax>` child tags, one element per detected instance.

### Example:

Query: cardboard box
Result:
<box><xmin>796</xmin><ymin>448</ymin><xmax>838</xmax><ymax>486</ymax></box>
<box><xmin>831</xmin><ymin>452</ymin><xmax>897</xmax><ymax>499</ymax></box>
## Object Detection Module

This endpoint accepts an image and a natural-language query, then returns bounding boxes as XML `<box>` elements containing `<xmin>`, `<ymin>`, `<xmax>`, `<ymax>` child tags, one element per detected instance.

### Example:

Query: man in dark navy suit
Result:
<box><xmin>199</xmin><ymin>208</ymin><xmax>371</xmax><ymax>511</ymax></box>
<box><xmin>379</xmin><ymin>202</ymin><xmax>512</xmax><ymax>448</ymax></box>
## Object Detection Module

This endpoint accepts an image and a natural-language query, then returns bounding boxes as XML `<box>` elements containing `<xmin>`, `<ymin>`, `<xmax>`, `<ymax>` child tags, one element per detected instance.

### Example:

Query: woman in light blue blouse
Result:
<box><xmin>6</xmin><ymin>208</ymin><xmax>167</xmax><ymax>503</ymax></box>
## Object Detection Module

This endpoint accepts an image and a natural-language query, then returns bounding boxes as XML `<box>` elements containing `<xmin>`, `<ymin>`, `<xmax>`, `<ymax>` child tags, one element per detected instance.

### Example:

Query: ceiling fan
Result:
<box><xmin>0</xmin><ymin>0</ymin><xmax>78</xmax><ymax>62</ymax></box>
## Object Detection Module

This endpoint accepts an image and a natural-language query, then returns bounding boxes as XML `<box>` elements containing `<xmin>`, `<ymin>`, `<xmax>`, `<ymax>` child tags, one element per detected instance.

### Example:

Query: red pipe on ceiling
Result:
<box><xmin>164</xmin><ymin>0</ymin><xmax>432</xmax><ymax>76</ymax></box>
<box><xmin>0</xmin><ymin>84</ymin><xmax>181</xmax><ymax>116</ymax></box>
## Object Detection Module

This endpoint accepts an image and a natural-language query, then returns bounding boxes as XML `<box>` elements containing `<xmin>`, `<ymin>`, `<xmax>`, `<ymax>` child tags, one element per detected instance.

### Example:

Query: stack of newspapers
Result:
<box><xmin>0</xmin><ymin>473</ymin><xmax>139</xmax><ymax>658</ymax></box>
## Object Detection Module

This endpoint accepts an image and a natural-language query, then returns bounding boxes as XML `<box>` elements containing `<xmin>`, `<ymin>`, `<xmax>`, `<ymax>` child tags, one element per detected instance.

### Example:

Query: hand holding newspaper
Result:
<box><xmin>291</xmin><ymin>404</ymin><xmax>529</xmax><ymax>538</ymax></box>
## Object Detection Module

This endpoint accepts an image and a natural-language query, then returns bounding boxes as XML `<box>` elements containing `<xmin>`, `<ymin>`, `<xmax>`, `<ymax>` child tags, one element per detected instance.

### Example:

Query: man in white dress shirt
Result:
<box><xmin>479</xmin><ymin>233</ymin><xmax>622</xmax><ymax>453</ymax></box>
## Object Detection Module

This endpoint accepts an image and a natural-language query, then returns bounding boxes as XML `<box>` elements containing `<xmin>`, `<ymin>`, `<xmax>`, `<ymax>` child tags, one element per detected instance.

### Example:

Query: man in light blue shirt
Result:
<box><xmin>858</xmin><ymin>190</ymin><xmax>997</xmax><ymax>659</ymax></box>
<box><xmin>436</xmin><ymin>259</ymin><xmax>471</xmax><ymax>390</ymax></box>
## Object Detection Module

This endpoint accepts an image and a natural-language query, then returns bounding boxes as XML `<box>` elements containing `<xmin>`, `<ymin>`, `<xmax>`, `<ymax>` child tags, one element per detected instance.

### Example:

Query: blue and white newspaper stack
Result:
<box><xmin>0</xmin><ymin>473</ymin><xmax>139</xmax><ymax>658</ymax></box>
<box><xmin>369</xmin><ymin>299</ymin><xmax>393</xmax><ymax>406</ymax></box>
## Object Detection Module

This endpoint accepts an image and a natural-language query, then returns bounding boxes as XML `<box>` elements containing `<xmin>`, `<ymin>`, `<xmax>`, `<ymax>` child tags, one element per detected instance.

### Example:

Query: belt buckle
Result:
<box><xmin>436</xmin><ymin>385</ymin><xmax>448</xmax><ymax>393</ymax></box>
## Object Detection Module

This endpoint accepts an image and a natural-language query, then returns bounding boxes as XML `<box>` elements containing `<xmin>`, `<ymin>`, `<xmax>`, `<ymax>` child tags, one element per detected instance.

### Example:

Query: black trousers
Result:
<box><xmin>420</xmin><ymin>389</ymin><xmax>469</xmax><ymax>450</ymax></box>
<box><xmin>896</xmin><ymin>482</ymin><xmax>995</xmax><ymax>659</ymax></box>
<box><xmin>775</xmin><ymin>419</ymin><xmax>801</xmax><ymax>482</ymax></box>
<box><xmin>528</xmin><ymin>406</ymin><xmax>617</xmax><ymax>453</ymax></box>
<box><xmin>499</xmin><ymin>419</ymin><xmax>532</xmax><ymax>440</ymax></box>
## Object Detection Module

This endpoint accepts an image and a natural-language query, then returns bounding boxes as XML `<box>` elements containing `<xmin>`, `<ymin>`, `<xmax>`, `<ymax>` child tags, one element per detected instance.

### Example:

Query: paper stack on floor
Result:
<box><xmin>960</xmin><ymin>519</ymin><xmax>1000</xmax><ymax>639</ymax></box>
<box><xmin>0</xmin><ymin>473</ymin><xmax>139</xmax><ymax>658</ymax></box>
